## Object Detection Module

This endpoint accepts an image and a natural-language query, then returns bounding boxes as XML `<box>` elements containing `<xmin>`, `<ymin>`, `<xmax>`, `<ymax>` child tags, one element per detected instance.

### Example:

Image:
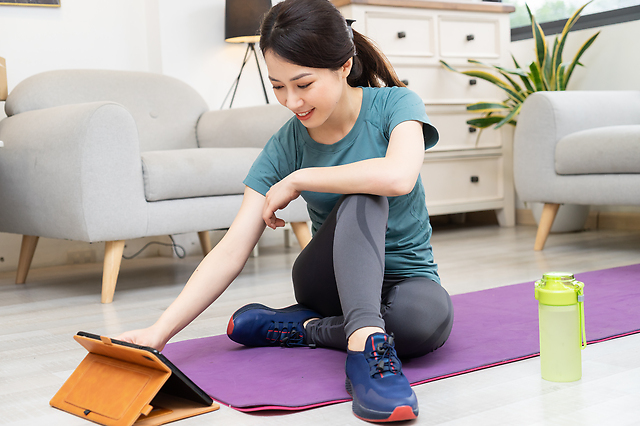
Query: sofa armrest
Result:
<box><xmin>197</xmin><ymin>104</ymin><xmax>293</xmax><ymax>149</ymax></box>
<box><xmin>0</xmin><ymin>101</ymin><xmax>148</xmax><ymax>242</ymax></box>
<box><xmin>513</xmin><ymin>91</ymin><xmax>640</xmax><ymax>203</ymax></box>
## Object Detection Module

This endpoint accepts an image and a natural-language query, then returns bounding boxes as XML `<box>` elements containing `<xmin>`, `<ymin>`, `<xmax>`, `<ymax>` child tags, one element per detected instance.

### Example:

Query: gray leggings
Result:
<box><xmin>292</xmin><ymin>194</ymin><xmax>453</xmax><ymax>358</ymax></box>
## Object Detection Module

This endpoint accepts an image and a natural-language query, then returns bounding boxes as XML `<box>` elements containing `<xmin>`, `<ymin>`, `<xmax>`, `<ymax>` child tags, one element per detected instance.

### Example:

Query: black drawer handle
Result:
<box><xmin>468</xmin><ymin>127</ymin><xmax>477</xmax><ymax>133</ymax></box>
<box><xmin>470</xmin><ymin>176</ymin><xmax>479</xmax><ymax>183</ymax></box>
<box><xmin>469</xmin><ymin>78</ymin><xmax>477</xmax><ymax>86</ymax></box>
<box><xmin>401</xmin><ymin>79</ymin><xmax>409</xmax><ymax>86</ymax></box>
<box><xmin>467</xmin><ymin>34</ymin><xmax>475</xmax><ymax>41</ymax></box>
<box><xmin>397</xmin><ymin>31</ymin><xmax>406</xmax><ymax>39</ymax></box>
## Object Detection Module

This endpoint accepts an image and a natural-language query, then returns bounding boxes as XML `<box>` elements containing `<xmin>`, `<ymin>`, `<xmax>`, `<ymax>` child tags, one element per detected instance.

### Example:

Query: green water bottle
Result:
<box><xmin>534</xmin><ymin>272</ymin><xmax>586</xmax><ymax>382</ymax></box>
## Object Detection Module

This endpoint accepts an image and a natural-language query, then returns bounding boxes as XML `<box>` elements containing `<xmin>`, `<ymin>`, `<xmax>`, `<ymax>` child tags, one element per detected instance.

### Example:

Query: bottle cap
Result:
<box><xmin>534</xmin><ymin>272</ymin><xmax>584</xmax><ymax>306</ymax></box>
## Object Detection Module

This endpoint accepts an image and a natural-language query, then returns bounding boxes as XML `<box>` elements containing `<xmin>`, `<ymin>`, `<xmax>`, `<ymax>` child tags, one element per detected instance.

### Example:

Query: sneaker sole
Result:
<box><xmin>345</xmin><ymin>378</ymin><xmax>418</xmax><ymax>422</ymax></box>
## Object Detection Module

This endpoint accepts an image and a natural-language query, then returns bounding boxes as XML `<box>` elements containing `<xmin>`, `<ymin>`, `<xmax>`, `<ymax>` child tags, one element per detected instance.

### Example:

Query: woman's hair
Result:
<box><xmin>259</xmin><ymin>0</ymin><xmax>404</xmax><ymax>88</ymax></box>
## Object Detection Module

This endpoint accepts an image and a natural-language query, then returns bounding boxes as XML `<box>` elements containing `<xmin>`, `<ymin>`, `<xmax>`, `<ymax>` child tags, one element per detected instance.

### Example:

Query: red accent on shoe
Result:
<box><xmin>386</xmin><ymin>405</ymin><xmax>417</xmax><ymax>422</ymax></box>
<box><xmin>227</xmin><ymin>317</ymin><xmax>234</xmax><ymax>335</ymax></box>
<box><xmin>353</xmin><ymin>406</ymin><xmax>417</xmax><ymax>423</ymax></box>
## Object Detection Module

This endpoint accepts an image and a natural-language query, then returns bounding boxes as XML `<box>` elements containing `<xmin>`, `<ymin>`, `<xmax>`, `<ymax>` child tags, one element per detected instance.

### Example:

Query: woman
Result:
<box><xmin>119</xmin><ymin>0</ymin><xmax>453</xmax><ymax>422</ymax></box>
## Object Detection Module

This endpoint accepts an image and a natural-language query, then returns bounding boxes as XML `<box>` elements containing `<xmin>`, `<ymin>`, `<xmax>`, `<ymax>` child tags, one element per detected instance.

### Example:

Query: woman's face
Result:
<box><xmin>264</xmin><ymin>51</ymin><xmax>351</xmax><ymax>129</ymax></box>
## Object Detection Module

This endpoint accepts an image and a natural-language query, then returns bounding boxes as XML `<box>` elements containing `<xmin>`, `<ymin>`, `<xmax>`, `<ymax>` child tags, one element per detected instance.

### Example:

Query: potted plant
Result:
<box><xmin>440</xmin><ymin>1</ymin><xmax>599</xmax><ymax>131</ymax></box>
<box><xmin>440</xmin><ymin>1</ymin><xmax>599</xmax><ymax>232</ymax></box>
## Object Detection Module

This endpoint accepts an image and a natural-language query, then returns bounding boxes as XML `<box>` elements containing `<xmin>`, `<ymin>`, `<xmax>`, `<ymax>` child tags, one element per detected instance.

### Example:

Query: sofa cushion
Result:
<box><xmin>555</xmin><ymin>125</ymin><xmax>640</xmax><ymax>175</ymax></box>
<box><xmin>141</xmin><ymin>148</ymin><xmax>262</xmax><ymax>202</ymax></box>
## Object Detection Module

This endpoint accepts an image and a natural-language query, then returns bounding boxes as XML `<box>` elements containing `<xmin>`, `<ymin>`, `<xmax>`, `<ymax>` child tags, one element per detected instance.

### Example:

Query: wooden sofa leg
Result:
<box><xmin>102</xmin><ymin>240</ymin><xmax>125</xmax><ymax>304</ymax></box>
<box><xmin>290</xmin><ymin>222</ymin><xmax>312</xmax><ymax>250</ymax></box>
<box><xmin>198</xmin><ymin>231</ymin><xmax>213</xmax><ymax>256</ymax></box>
<box><xmin>16</xmin><ymin>235</ymin><xmax>39</xmax><ymax>284</ymax></box>
<box><xmin>534</xmin><ymin>203</ymin><xmax>560</xmax><ymax>251</ymax></box>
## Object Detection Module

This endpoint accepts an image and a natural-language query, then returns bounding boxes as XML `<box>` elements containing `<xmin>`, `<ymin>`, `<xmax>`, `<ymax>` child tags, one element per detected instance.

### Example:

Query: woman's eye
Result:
<box><xmin>272</xmin><ymin>85</ymin><xmax>284</xmax><ymax>90</ymax></box>
<box><xmin>298</xmin><ymin>83</ymin><xmax>312</xmax><ymax>89</ymax></box>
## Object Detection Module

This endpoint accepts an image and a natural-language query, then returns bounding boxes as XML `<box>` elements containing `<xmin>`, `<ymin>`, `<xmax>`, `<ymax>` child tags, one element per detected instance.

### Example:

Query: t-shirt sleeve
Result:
<box><xmin>243</xmin><ymin>133</ymin><xmax>295</xmax><ymax>196</ymax></box>
<box><xmin>385</xmin><ymin>87</ymin><xmax>439</xmax><ymax>150</ymax></box>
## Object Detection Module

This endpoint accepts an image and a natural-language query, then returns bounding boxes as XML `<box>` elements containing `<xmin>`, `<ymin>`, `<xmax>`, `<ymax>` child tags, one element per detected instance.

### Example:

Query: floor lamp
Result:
<box><xmin>222</xmin><ymin>0</ymin><xmax>272</xmax><ymax>109</ymax></box>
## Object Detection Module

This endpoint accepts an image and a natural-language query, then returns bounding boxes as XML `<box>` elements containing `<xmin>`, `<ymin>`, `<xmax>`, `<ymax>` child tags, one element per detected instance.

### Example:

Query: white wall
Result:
<box><xmin>156</xmin><ymin>0</ymin><xmax>278</xmax><ymax>110</ymax></box>
<box><xmin>0</xmin><ymin>1</ymin><xmax>149</xmax><ymax>95</ymax></box>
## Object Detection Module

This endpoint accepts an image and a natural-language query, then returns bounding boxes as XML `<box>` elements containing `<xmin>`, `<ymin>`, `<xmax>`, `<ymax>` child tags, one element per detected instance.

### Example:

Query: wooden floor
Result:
<box><xmin>1</xmin><ymin>223</ymin><xmax>639</xmax><ymax>426</ymax></box>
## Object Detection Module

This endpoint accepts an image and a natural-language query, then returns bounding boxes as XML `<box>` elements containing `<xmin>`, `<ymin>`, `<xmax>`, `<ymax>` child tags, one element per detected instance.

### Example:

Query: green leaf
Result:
<box><xmin>440</xmin><ymin>60</ymin><xmax>457</xmax><ymax>73</ymax></box>
<box><xmin>527</xmin><ymin>3</ymin><xmax>548</xmax><ymax>69</ymax></box>
<box><xmin>441</xmin><ymin>61</ymin><xmax>526</xmax><ymax>102</ymax></box>
<box><xmin>459</xmin><ymin>70</ymin><xmax>509</xmax><ymax>88</ymax></box>
<box><xmin>465</xmin><ymin>59</ymin><xmax>526</xmax><ymax>93</ymax></box>
<box><xmin>500</xmin><ymin>70</ymin><xmax>524</xmax><ymax>93</ymax></box>
<box><xmin>441</xmin><ymin>61</ymin><xmax>521</xmax><ymax>99</ymax></box>
<box><xmin>511</xmin><ymin>53</ymin><xmax>522</xmax><ymax>69</ymax></box>
<box><xmin>542</xmin><ymin>47</ymin><xmax>553</xmax><ymax>90</ymax></box>
<box><xmin>466</xmin><ymin>102</ymin><xmax>511</xmax><ymax>113</ymax></box>
<box><xmin>467</xmin><ymin>59</ymin><xmax>528</xmax><ymax>77</ymax></box>
<box><xmin>553</xmin><ymin>1</ymin><xmax>593</xmax><ymax>78</ymax></box>
<box><xmin>529</xmin><ymin>62</ymin><xmax>545</xmax><ymax>91</ymax></box>
<box><xmin>512</xmin><ymin>54</ymin><xmax>535</xmax><ymax>92</ymax></box>
<box><xmin>547</xmin><ymin>38</ymin><xmax>559</xmax><ymax>89</ymax></box>
<box><xmin>459</xmin><ymin>70</ymin><xmax>525</xmax><ymax>102</ymax></box>
<box><xmin>555</xmin><ymin>63</ymin><xmax>566</xmax><ymax>91</ymax></box>
<box><xmin>563</xmin><ymin>31</ymin><xmax>600</xmax><ymax>88</ymax></box>
<box><xmin>467</xmin><ymin>114</ymin><xmax>517</xmax><ymax>129</ymax></box>
<box><xmin>494</xmin><ymin>103</ymin><xmax>522</xmax><ymax>129</ymax></box>
<box><xmin>467</xmin><ymin>115</ymin><xmax>507</xmax><ymax>128</ymax></box>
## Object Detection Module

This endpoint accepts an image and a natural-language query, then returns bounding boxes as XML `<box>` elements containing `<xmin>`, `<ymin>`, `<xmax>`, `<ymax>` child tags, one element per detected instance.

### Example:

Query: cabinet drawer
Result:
<box><xmin>439</xmin><ymin>17</ymin><xmax>500</xmax><ymax>59</ymax></box>
<box><xmin>421</xmin><ymin>156</ymin><xmax>503</xmax><ymax>206</ymax></box>
<box><xmin>365</xmin><ymin>13</ymin><xmax>435</xmax><ymax>58</ymax></box>
<box><xmin>394</xmin><ymin>65</ymin><xmax>502</xmax><ymax>103</ymax></box>
<box><xmin>425</xmin><ymin>104</ymin><xmax>502</xmax><ymax>152</ymax></box>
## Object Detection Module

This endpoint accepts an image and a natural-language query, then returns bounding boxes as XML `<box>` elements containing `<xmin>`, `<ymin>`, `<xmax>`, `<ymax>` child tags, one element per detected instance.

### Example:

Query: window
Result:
<box><xmin>505</xmin><ymin>0</ymin><xmax>640</xmax><ymax>28</ymax></box>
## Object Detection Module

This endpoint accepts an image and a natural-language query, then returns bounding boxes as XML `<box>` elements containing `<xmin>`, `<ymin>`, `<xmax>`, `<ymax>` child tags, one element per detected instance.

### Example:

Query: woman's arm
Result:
<box><xmin>118</xmin><ymin>187</ymin><xmax>267</xmax><ymax>350</ymax></box>
<box><xmin>263</xmin><ymin>120</ymin><xmax>425</xmax><ymax>229</ymax></box>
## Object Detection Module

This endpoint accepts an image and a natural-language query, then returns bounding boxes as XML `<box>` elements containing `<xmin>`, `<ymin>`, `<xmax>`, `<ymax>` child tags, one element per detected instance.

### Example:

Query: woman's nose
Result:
<box><xmin>286</xmin><ymin>92</ymin><xmax>303</xmax><ymax>109</ymax></box>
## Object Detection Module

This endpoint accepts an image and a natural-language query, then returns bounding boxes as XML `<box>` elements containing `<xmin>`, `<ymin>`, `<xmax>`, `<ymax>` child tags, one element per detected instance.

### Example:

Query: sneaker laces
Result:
<box><xmin>266</xmin><ymin>321</ymin><xmax>315</xmax><ymax>348</ymax></box>
<box><xmin>366</xmin><ymin>335</ymin><xmax>401</xmax><ymax>378</ymax></box>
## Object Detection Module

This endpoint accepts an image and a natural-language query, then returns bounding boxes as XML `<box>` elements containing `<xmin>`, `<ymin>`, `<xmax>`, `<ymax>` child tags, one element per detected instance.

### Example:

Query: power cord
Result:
<box><xmin>122</xmin><ymin>235</ymin><xmax>186</xmax><ymax>260</ymax></box>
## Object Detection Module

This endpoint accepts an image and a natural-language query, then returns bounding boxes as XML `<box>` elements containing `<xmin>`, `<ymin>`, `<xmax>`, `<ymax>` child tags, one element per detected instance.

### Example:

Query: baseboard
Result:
<box><xmin>516</xmin><ymin>209</ymin><xmax>640</xmax><ymax>231</ymax></box>
<box><xmin>597</xmin><ymin>211</ymin><xmax>640</xmax><ymax>231</ymax></box>
<box><xmin>516</xmin><ymin>209</ymin><xmax>536</xmax><ymax>226</ymax></box>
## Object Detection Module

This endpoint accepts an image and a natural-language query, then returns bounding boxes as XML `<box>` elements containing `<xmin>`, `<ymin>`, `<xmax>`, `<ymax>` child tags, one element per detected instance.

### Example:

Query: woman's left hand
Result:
<box><xmin>263</xmin><ymin>174</ymin><xmax>301</xmax><ymax>229</ymax></box>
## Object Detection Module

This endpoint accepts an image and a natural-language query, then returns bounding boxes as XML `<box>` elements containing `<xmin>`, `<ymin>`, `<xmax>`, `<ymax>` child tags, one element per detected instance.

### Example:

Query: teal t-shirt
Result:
<box><xmin>244</xmin><ymin>86</ymin><xmax>440</xmax><ymax>283</ymax></box>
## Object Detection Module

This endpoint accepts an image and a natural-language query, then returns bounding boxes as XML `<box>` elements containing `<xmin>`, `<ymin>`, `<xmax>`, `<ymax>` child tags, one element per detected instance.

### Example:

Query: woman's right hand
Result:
<box><xmin>117</xmin><ymin>325</ymin><xmax>168</xmax><ymax>352</ymax></box>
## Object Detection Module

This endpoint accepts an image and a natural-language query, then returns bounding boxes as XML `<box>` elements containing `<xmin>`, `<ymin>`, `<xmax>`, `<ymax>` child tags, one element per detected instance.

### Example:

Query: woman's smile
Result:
<box><xmin>295</xmin><ymin>108</ymin><xmax>315</xmax><ymax>121</ymax></box>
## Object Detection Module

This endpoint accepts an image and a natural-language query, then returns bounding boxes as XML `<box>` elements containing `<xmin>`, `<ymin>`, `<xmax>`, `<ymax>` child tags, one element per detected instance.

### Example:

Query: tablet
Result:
<box><xmin>76</xmin><ymin>331</ymin><xmax>213</xmax><ymax>406</ymax></box>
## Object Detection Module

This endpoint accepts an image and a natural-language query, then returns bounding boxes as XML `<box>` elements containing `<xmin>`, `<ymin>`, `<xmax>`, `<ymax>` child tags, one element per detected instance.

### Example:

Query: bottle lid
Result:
<box><xmin>534</xmin><ymin>272</ymin><xmax>584</xmax><ymax>306</ymax></box>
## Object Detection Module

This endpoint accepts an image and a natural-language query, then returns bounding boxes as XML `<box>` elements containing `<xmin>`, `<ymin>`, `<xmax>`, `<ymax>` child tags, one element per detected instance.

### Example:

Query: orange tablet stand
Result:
<box><xmin>50</xmin><ymin>335</ymin><xmax>219</xmax><ymax>426</ymax></box>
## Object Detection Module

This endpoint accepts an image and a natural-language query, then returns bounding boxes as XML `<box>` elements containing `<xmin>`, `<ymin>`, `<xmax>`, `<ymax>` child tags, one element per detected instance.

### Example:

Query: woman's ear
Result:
<box><xmin>340</xmin><ymin>57</ymin><xmax>353</xmax><ymax>78</ymax></box>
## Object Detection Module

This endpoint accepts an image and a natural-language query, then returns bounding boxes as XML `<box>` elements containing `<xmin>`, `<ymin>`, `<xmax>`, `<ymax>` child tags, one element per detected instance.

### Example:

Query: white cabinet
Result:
<box><xmin>335</xmin><ymin>0</ymin><xmax>516</xmax><ymax>226</ymax></box>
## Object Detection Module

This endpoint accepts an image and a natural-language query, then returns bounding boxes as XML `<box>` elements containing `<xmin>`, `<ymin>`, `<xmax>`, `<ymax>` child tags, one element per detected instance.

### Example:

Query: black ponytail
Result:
<box><xmin>260</xmin><ymin>0</ymin><xmax>404</xmax><ymax>88</ymax></box>
<box><xmin>349</xmin><ymin>30</ymin><xmax>404</xmax><ymax>88</ymax></box>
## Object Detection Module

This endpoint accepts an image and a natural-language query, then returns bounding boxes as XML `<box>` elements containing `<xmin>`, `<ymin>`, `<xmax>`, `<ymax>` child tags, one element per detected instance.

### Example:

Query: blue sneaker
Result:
<box><xmin>345</xmin><ymin>333</ymin><xmax>418</xmax><ymax>422</ymax></box>
<box><xmin>227</xmin><ymin>303</ymin><xmax>319</xmax><ymax>347</ymax></box>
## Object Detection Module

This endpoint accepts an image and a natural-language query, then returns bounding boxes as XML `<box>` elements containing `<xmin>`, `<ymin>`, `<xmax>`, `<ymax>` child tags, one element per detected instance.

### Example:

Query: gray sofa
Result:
<box><xmin>0</xmin><ymin>69</ymin><xmax>310</xmax><ymax>302</ymax></box>
<box><xmin>513</xmin><ymin>91</ymin><xmax>640</xmax><ymax>250</ymax></box>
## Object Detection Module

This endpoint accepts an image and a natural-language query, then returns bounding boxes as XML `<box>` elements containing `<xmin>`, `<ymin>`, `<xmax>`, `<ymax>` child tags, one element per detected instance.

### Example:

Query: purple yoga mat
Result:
<box><xmin>163</xmin><ymin>263</ymin><xmax>640</xmax><ymax>411</ymax></box>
